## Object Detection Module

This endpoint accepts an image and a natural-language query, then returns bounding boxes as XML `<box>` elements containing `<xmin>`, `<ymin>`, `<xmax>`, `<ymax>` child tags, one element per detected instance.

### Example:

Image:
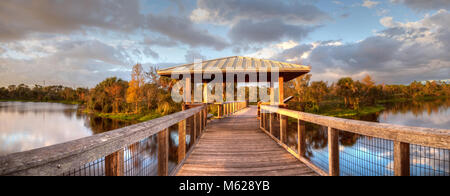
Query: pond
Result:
<box><xmin>0</xmin><ymin>102</ymin><xmax>135</xmax><ymax>156</ymax></box>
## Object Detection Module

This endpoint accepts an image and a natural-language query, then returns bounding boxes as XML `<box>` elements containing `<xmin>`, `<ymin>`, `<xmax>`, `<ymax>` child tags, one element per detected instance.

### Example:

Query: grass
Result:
<box><xmin>95</xmin><ymin>110</ymin><xmax>163</xmax><ymax>123</ymax></box>
<box><xmin>376</xmin><ymin>95</ymin><xmax>449</xmax><ymax>104</ymax></box>
<box><xmin>317</xmin><ymin>105</ymin><xmax>386</xmax><ymax>118</ymax></box>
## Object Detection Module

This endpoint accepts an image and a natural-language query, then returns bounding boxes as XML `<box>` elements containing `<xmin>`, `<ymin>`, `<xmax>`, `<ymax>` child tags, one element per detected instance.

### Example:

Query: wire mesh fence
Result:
<box><xmin>410</xmin><ymin>144</ymin><xmax>450</xmax><ymax>176</ymax></box>
<box><xmin>61</xmin><ymin>158</ymin><xmax>105</xmax><ymax>176</ymax></box>
<box><xmin>338</xmin><ymin>130</ymin><xmax>394</xmax><ymax>176</ymax></box>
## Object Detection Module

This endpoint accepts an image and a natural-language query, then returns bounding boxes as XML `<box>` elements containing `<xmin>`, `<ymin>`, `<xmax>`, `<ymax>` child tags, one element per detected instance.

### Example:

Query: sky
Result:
<box><xmin>0</xmin><ymin>0</ymin><xmax>449</xmax><ymax>87</ymax></box>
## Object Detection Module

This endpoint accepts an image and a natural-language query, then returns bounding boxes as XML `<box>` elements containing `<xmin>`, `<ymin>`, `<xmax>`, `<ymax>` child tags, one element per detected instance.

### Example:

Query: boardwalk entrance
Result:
<box><xmin>176</xmin><ymin>106</ymin><xmax>318</xmax><ymax>176</ymax></box>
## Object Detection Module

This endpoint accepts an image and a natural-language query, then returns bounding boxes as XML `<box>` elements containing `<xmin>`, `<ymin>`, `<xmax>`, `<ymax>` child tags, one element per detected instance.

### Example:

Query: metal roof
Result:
<box><xmin>157</xmin><ymin>56</ymin><xmax>310</xmax><ymax>82</ymax></box>
<box><xmin>157</xmin><ymin>56</ymin><xmax>310</xmax><ymax>74</ymax></box>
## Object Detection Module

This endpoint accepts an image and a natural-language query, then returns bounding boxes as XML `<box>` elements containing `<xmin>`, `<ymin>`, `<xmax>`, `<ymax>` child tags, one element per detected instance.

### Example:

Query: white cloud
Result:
<box><xmin>362</xmin><ymin>0</ymin><xmax>380</xmax><ymax>8</ymax></box>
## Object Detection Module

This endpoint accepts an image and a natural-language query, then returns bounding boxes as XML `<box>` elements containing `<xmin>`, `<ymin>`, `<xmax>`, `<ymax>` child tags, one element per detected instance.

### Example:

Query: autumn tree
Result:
<box><xmin>127</xmin><ymin>63</ymin><xmax>145</xmax><ymax>113</ymax></box>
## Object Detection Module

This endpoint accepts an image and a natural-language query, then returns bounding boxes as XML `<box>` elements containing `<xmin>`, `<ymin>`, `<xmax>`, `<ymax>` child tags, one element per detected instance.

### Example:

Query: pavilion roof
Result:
<box><xmin>157</xmin><ymin>56</ymin><xmax>310</xmax><ymax>82</ymax></box>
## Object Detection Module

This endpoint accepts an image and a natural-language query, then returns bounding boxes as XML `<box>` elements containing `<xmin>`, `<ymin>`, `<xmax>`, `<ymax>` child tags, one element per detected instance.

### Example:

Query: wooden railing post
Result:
<box><xmin>178</xmin><ymin>120</ymin><xmax>186</xmax><ymax>163</ymax></box>
<box><xmin>158</xmin><ymin>128</ymin><xmax>169</xmax><ymax>176</ymax></box>
<box><xmin>105</xmin><ymin>149</ymin><xmax>124</xmax><ymax>176</ymax></box>
<box><xmin>260</xmin><ymin>109</ymin><xmax>263</xmax><ymax>129</ymax></box>
<box><xmin>298</xmin><ymin>119</ymin><xmax>306</xmax><ymax>157</ymax></box>
<box><xmin>203</xmin><ymin>106</ymin><xmax>207</xmax><ymax>129</ymax></box>
<box><xmin>280</xmin><ymin>115</ymin><xmax>287</xmax><ymax>144</ymax></box>
<box><xmin>269</xmin><ymin>112</ymin><xmax>273</xmax><ymax>135</ymax></box>
<box><xmin>194</xmin><ymin>113</ymin><xmax>199</xmax><ymax>139</ymax></box>
<box><xmin>394</xmin><ymin>141</ymin><xmax>410</xmax><ymax>176</ymax></box>
<box><xmin>199</xmin><ymin>111</ymin><xmax>203</xmax><ymax>134</ymax></box>
<box><xmin>328</xmin><ymin>127</ymin><xmax>339</xmax><ymax>176</ymax></box>
<box><xmin>190</xmin><ymin>115</ymin><xmax>196</xmax><ymax>144</ymax></box>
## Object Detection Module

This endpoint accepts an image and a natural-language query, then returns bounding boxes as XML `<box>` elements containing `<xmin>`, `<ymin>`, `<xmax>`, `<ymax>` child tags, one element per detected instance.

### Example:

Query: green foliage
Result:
<box><xmin>0</xmin><ymin>84</ymin><xmax>88</xmax><ymax>104</ymax></box>
<box><xmin>286</xmin><ymin>74</ymin><xmax>450</xmax><ymax>117</ymax></box>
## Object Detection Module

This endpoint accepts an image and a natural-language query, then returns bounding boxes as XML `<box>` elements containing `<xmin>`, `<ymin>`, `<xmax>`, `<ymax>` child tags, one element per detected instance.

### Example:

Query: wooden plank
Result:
<box><xmin>105</xmin><ymin>149</ymin><xmax>124</xmax><ymax>176</ymax></box>
<box><xmin>328</xmin><ymin>127</ymin><xmax>339</xmax><ymax>176</ymax></box>
<box><xmin>394</xmin><ymin>141</ymin><xmax>410</xmax><ymax>176</ymax></box>
<box><xmin>176</xmin><ymin>106</ymin><xmax>317</xmax><ymax>176</ymax></box>
<box><xmin>158</xmin><ymin>129</ymin><xmax>169</xmax><ymax>176</ymax></box>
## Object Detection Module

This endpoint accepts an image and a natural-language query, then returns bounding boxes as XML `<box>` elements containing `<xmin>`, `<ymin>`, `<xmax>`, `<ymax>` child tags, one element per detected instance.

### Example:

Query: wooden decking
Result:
<box><xmin>176</xmin><ymin>106</ymin><xmax>318</xmax><ymax>176</ymax></box>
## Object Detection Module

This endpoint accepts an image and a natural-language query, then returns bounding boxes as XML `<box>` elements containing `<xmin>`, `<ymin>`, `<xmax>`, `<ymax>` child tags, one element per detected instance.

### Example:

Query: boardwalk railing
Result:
<box><xmin>212</xmin><ymin>101</ymin><xmax>248</xmax><ymax>118</ymax></box>
<box><xmin>260</xmin><ymin>105</ymin><xmax>450</xmax><ymax>176</ymax></box>
<box><xmin>0</xmin><ymin>102</ymin><xmax>247</xmax><ymax>176</ymax></box>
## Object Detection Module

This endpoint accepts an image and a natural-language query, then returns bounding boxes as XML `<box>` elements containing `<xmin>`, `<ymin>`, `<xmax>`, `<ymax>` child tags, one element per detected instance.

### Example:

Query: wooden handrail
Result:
<box><xmin>260</xmin><ymin>105</ymin><xmax>450</xmax><ymax>176</ymax></box>
<box><xmin>261</xmin><ymin>105</ymin><xmax>450</xmax><ymax>149</ymax></box>
<box><xmin>0</xmin><ymin>106</ymin><xmax>206</xmax><ymax>176</ymax></box>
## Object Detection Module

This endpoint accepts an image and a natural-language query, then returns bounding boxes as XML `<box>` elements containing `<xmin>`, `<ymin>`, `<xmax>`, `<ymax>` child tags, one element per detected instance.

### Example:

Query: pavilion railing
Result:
<box><xmin>260</xmin><ymin>105</ymin><xmax>450</xmax><ymax>176</ymax></box>
<box><xmin>210</xmin><ymin>101</ymin><xmax>248</xmax><ymax>118</ymax></box>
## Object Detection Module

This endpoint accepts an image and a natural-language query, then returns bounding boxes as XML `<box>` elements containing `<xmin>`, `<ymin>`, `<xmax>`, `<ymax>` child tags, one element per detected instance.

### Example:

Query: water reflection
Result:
<box><xmin>0</xmin><ymin>102</ymin><xmax>132</xmax><ymax>155</ymax></box>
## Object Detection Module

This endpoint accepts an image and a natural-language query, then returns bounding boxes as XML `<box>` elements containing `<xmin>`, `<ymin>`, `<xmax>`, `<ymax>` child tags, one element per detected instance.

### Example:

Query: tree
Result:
<box><xmin>127</xmin><ymin>64</ymin><xmax>145</xmax><ymax>113</ymax></box>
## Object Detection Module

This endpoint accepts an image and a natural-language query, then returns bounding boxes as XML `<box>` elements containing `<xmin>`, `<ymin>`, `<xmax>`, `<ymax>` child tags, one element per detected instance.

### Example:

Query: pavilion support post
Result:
<box><xmin>394</xmin><ymin>142</ymin><xmax>410</xmax><ymax>176</ymax></box>
<box><xmin>270</xmin><ymin>86</ymin><xmax>276</xmax><ymax>105</ymax></box>
<box><xmin>328</xmin><ymin>127</ymin><xmax>340</xmax><ymax>176</ymax></box>
<box><xmin>158</xmin><ymin>128</ymin><xmax>169</xmax><ymax>176</ymax></box>
<box><xmin>279</xmin><ymin>76</ymin><xmax>284</xmax><ymax>104</ymax></box>
<box><xmin>185</xmin><ymin>77</ymin><xmax>192</xmax><ymax>104</ymax></box>
<box><xmin>105</xmin><ymin>149</ymin><xmax>124</xmax><ymax>176</ymax></box>
<box><xmin>203</xmin><ymin>82</ymin><xmax>208</xmax><ymax>103</ymax></box>
<box><xmin>178</xmin><ymin>120</ymin><xmax>186</xmax><ymax>163</ymax></box>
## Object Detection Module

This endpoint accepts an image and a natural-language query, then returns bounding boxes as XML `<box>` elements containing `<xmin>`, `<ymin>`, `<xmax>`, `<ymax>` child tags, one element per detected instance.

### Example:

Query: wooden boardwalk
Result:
<box><xmin>176</xmin><ymin>106</ymin><xmax>318</xmax><ymax>176</ymax></box>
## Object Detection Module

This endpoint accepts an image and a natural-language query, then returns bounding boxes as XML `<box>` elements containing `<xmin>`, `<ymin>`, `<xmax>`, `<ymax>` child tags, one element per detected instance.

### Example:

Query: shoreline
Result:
<box><xmin>0</xmin><ymin>99</ymin><xmax>82</xmax><ymax>105</ymax></box>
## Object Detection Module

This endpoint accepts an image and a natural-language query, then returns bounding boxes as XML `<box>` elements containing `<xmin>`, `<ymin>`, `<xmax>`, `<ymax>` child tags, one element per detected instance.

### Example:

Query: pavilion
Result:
<box><xmin>157</xmin><ymin>56</ymin><xmax>310</xmax><ymax>107</ymax></box>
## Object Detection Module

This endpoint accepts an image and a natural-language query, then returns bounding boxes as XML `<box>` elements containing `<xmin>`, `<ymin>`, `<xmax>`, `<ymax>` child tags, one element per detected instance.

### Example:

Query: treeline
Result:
<box><xmin>85</xmin><ymin>64</ymin><xmax>180</xmax><ymax>115</ymax></box>
<box><xmin>286</xmin><ymin>74</ymin><xmax>450</xmax><ymax>112</ymax></box>
<box><xmin>0</xmin><ymin>84</ymin><xmax>88</xmax><ymax>103</ymax></box>
<box><xmin>0</xmin><ymin>64</ymin><xmax>180</xmax><ymax>116</ymax></box>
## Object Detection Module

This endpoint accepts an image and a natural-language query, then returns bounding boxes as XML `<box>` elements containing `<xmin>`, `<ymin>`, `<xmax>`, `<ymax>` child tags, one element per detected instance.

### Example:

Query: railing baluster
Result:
<box><xmin>105</xmin><ymin>149</ymin><xmax>124</xmax><ymax>176</ymax></box>
<box><xmin>328</xmin><ymin>127</ymin><xmax>340</xmax><ymax>176</ymax></box>
<box><xmin>158</xmin><ymin>128</ymin><xmax>169</xmax><ymax>176</ymax></box>
<box><xmin>280</xmin><ymin>114</ymin><xmax>287</xmax><ymax>144</ymax></box>
<box><xmin>178</xmin><ymin>120</ymin><xmax>186</xmax><ymax>163</ymax></box>
<box><xmin>394</xmin><ymin>141</ymin><xmax>410</xmax><ymax>176</ymax></box>
<box><xmin>298</xmin><ymin>119</ymin><xmax>306</xmax><ymax>157</ymax></box>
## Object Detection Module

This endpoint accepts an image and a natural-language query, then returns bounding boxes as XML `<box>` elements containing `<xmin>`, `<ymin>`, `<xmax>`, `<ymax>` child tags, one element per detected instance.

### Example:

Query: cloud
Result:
<box><xmin>143</xmin><ymin>36</ymin><xmax>180</xmax><ymax>48</ymax></box>
<box><xmin>146</xmin><ymin>14</ymin><xmax>229</xmax><ymax>50</ymax></box>
<box><xmin>391</xmin><ymin>0</ymin><xmax>450</xmax><ymax>11</ymax></box>
<box><xmin>184</xmin><ymin>50</ymin><xmax>206</xmax><ymax>63</ymax></box>
<box><xmin>0</xmin><ymin>39</ymin><xmax>135</xmax><ymax>87</ymax></box>
<box><xmin>271</xmin><ymin>10</ymin><xmax>450</xmax><ymax>83</ymax></box>
<box><xmin>362</xmin><ymin>0</ymin><xmax>380</xmax><ymax>8</ymax></box>
<box><xmin>0</xmin><ymin>0</ymin><xmax>143</xmax><ymax>41</ymax></box>
<box><xmin>228</xmin><ymin>20</ymin><xmax>315</xmax><ymax>44</ymax></box>
<box><xmin>190</xmin><ymin>0</ymin><xmax>330</xmax><ymax>25</ymax></box>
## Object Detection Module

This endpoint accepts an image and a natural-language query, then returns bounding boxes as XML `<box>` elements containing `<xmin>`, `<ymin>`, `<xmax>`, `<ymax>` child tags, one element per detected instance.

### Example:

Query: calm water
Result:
<box><xmin>0</xmin><ymin>102</ymin><xmax>133</xmax><ymax>156</ymax></box>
